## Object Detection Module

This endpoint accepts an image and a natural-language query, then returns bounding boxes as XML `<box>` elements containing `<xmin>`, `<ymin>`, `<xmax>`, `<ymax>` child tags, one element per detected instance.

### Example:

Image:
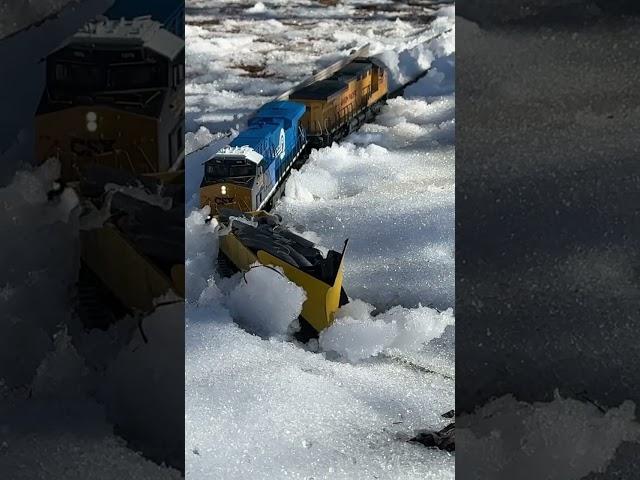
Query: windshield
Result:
<box><xmin>109</xmin><ymin>64</ymin><xmax>163</xmax><ymax>90</ymax></box>
<box><xmin>205</xmin><ymin>161</ymin><xmax>256</xmax><ymax>180</ymax></box>
<box><xmin>53</xmin><ymin>61</ymin><xmax>164</xmax><ymax>91</ymax></box>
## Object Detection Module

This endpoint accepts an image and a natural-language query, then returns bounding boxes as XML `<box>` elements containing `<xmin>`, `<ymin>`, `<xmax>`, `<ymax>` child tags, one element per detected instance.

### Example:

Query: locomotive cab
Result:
<box><xmin>201</xmin><ymin>148</ymin><xmax>263</xmax><ymax>213</ymax></box>
<box><xmin>35</xmin><ymin>17</ymin><xmax>185</xmax><ymax>180</ymax></box>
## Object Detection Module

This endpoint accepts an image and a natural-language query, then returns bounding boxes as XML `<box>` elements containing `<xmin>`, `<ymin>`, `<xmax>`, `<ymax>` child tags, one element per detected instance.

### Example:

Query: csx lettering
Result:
<box><xmin>215</xmin><ymin>197</ymin><xmax>234</xmax><ymax>205</ymax></box>
<box><xmin>70</xmin><ymin>138</ymin><xmax>116</xmax><ymax>156</ymax></box>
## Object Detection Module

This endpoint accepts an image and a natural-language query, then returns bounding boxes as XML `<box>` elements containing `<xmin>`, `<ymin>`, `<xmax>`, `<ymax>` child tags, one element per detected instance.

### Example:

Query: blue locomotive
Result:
<box><xmin>200</xmin><ymin>101</ymin><xmax>307</xmax><ymax>213</ymax></box>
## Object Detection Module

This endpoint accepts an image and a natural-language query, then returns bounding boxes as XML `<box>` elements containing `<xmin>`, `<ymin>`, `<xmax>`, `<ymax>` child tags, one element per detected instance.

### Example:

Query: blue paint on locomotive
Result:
<box><xmin>230</xmin><ymin>100</ymin><xmax>307</xmax><ymax>209</ymax></box>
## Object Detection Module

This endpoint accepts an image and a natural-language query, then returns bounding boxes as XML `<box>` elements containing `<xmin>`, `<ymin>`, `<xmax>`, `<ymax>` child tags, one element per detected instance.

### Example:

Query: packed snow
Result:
<box><xmin>186</xmin><ymin>1</ymin><xmax>455</xmax><ymax>479</ymax></box>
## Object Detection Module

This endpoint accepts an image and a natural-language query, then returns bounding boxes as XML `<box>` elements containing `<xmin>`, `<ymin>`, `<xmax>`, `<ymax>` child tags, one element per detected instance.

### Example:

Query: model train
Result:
<box><xmin>34</xmin><ymin>17</ymin><xmax>186</xmax><ymax>322</ymax></box>
<box><xmin>200</xmin><ymin>56</ymin><xmax>389</xmax><ymax>214</ymax></box>
<box><xmin>35</xmin><ymin>17</ymin><xmax>185</xmax><ymax>180</ymax></box>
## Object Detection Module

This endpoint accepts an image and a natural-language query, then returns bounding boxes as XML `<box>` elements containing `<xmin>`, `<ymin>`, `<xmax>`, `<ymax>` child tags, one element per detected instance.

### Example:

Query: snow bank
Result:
<box><xmin>186</xmin><ymin>0</ymin><xmax>451</xmax><ymax>140</ymax></box>
<box><xmin>184</xmin><ymin>204</ymin><xmax>454</xmax><ymax>479</ymax></box>
<box><xmin>320</xmin><ymin>300</ymin><xmax>454</xmax><ymax>363</ymax></box>
<box><xmin>374</xmin><ymin>7</ymin><xmax>455</xmax><ymax>90</ymax></box>
<box><xmin>458</xmin><ymin>393</ymin><xmax>640</xmax><ymax>479</ymax></box>
<box><xmin>185</xmin><ymin>206</ymin><xmax>220</xmax><ymax>303</ymax></box>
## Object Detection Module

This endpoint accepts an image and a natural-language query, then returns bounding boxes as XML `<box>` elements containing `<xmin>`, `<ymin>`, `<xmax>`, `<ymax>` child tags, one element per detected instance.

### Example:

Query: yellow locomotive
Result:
<box><xmin>290</xmin><ymin>57</ymin><xmax>388</xmax><ymax>147</ymax></box>
<box><xmin>35</xmin><ymin>17</ymin><xmax>185</xmax><ymax>180</ymax></box>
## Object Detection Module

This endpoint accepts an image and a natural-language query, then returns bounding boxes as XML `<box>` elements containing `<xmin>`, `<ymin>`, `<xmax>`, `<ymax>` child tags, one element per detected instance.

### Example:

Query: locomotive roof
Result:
<box><xmin>337</xmin><ymin>61</ymin><xmax>372</xmax><ymax>77</ymax></box>
<box><xmin>253</xmin><ymin>100</ymin><xmax>306</xmax><ymax>121</ymax></box>
<box><xmin>71</xmin><ymin>18</ymin><xmax>184</xmax><ymax>60</ymax></box>
<box><xmin>290</xmin><ymin>80</ymin><xmax>347</xmax><ymax>101</ymax></box>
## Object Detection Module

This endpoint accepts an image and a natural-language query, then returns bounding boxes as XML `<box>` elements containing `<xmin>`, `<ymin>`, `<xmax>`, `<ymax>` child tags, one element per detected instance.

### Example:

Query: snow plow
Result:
<box><xmin>76</xmin><ymin>165</ymin><xmax>185</xmax><ymax>328</ymax></box>
<box><xmin>216</xmin><ymin>209</ymin><xmax>349</xmax><ymax>337</ymax></box>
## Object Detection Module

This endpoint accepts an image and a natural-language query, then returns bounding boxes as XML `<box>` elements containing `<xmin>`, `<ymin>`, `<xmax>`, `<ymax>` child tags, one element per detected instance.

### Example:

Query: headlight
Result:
<box><xmin>86</xmin><ymin>111</ymin><xmax>97</xmax><ymax>132</ymax></box>
<box><xmin>221</xmin><ymin>185</ymin><xmax>227</xmax><ymax>195</ymax></box>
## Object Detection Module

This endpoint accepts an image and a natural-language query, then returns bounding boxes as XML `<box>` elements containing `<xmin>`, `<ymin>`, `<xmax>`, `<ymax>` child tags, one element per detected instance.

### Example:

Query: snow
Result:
<box><xmin>320</xmin><ymin>301</ymin><xmax>454</xmax><ymax>363</ymax></box>
<box><xmin>0</xmin><ymin>158</ymin><xmax>184</xmax><ymax>477</ymax></box>
<box><xmin>216</xmin><ymin>145</ymin><xmax>264</xmax><ymax>164</ymax></box>
<box><xmin>457</xmin><ymin>393</ymin><xmax>640</xmax><ymax>479</ymax></box>
<box><xmin>186</xmin><ymin>1</ymin><xmax>455</xmax><ymax>478</ymax></box>
<box><xmin>186</xmin><ymin>315</ymin><xmax>454</xmax><ymax>480</ymax></box>
<box><xmin>0</xmin><ymin>398</ymin><xmax>182</xmax><ymax>480</ymax></box>
<box><xmin>227</xmin><ymin>264</ymin><xmax>307</xmax><ymax>338</ymax></box>
<box><xmin>185</xmin><ymin>0</ymin><xmax>453</xmax><ymax>135</ymax></box>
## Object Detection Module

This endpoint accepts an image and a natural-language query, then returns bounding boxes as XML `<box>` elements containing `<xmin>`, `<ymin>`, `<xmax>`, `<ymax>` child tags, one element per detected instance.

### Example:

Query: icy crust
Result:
<box><xmin>275</xmin><ymin>90</ymin><xmax>455</xmax><ymax>311</ymax></box>
<box><xmin>457</xmin><ymin>393</ymin><xmax>640</xmax><ymax>480</ymax></box>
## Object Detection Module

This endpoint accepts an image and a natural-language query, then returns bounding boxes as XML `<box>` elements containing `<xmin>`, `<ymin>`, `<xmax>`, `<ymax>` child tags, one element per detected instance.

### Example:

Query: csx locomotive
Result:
<box><xmin>200</xmin><ymin>56</ymin><xmax>389</xmax><ymax>214</ymax></box>
<box><xmin>35</xmin><ymin>17</ymin><xmax>185</xmax><ymax>180</ymax></box>
<box><xmin>34</xmin><ymin>17</ymin><xmax>186</xmax><ymax>319</ymax></box>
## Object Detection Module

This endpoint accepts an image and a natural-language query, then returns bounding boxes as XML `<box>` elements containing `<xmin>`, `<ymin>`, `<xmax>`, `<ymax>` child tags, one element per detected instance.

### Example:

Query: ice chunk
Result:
<box><xmin>245</xmin><ymin>2</ymin><xmax>268</xmax><ymax>14</ymax></box>
<box><xmin>320</xmin><ymin>301</ymin><xmax>454</xmax><ymax>363</ymax></box>
<box><xmin>185</xmin><ymin>206</ymin><xmax>220</xmax><ymax>304</ymax></box>
<box><xmin>226</xmin><ymin>263</ymin><xmax>306</xmax><ymax>338</ymax></box>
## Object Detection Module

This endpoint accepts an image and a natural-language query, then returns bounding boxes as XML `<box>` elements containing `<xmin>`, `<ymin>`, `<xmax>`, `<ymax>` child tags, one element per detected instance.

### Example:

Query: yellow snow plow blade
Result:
<box><xmin>81</xmin><ymin>226</ymin><xmax>182</xmax><ymax>312</ymax></box>
<box><xmin>218</xmin><ymin>212</ymin><xmax>347</xmax><ymax>333</ymax></box>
